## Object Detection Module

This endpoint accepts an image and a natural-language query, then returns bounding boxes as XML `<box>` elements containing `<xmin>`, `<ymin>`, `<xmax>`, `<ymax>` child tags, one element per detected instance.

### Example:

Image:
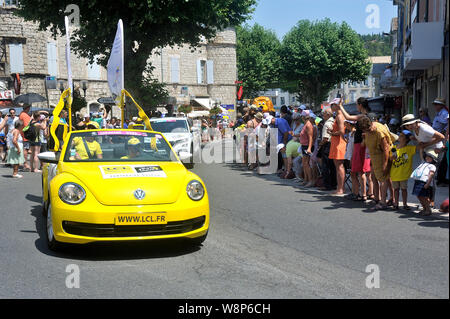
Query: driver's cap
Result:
<box><xmin>128</xmin><ymin>137</ymin><xmax>141</xmax><ymax>146</ymax></box>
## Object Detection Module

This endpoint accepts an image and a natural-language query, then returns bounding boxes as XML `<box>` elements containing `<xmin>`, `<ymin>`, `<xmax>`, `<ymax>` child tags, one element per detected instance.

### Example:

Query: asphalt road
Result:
<box><xmin>0</xmin><ymin>160</ymin><xmax>448</xmax><ymax>299</ymax></box>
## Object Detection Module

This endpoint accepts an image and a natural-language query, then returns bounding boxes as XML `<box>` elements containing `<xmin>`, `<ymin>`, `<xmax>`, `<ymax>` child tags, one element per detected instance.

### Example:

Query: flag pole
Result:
<box><xmin>64</xmin><ymin>16</ymin><xmax>73</xmax><ymax>132</ymax></box>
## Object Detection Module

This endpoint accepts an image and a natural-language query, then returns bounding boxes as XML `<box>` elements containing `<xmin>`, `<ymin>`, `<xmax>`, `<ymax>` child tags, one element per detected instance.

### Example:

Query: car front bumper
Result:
<box><xmin>49</xmin><ymin>193</ymin><xmax>209</xmax><ymax>244</ymax></box>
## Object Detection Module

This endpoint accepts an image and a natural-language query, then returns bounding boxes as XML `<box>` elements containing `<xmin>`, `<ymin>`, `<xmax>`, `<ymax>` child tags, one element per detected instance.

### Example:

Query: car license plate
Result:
<box><xmin>115</xmin><ymin>213</ymin><xmax>167</xmax><ymax>225</ymax></box>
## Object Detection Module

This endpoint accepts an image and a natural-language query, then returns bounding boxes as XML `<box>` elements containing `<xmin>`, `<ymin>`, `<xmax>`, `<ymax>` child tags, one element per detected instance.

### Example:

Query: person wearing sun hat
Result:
<box><xmin>401</xmin><ymin>113</ymin><xmax>445</xmax><ymax>159</ymax></box>
<box><xmin>411</xmin><ymin>149</ymin><xmax>439</xmax><ymax>216</ymax></box>
<box><xmin>431</xmin><ymin>97</ymin><xmax>448</xmax><ymax>134</ymax></box>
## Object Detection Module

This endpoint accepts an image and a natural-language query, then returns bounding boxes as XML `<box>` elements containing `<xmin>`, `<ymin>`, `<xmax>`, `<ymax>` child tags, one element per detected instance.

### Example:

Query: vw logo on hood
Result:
<box><xmin>134</xmin><ymin>189</ymin><xmax>146</xmax><ymax>200</ymax></box>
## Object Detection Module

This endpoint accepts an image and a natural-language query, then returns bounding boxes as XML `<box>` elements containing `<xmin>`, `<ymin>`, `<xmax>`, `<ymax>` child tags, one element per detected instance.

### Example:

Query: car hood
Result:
<box><xmin>60</xmin><ymin>161</ymin><xmax>187</xmax><ymax>205</ymax></box>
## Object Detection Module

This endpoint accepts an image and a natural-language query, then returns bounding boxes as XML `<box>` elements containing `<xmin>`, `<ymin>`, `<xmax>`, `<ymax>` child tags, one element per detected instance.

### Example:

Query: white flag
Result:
<box><xmin>107</xmin><ymin>19</ymin><xmax>124</xmax><ymax>99</ymax></box>
<box><xmin>65</xmin><ymin>16</ymin><xmax>73</xmax><ymax>93</ymax></box>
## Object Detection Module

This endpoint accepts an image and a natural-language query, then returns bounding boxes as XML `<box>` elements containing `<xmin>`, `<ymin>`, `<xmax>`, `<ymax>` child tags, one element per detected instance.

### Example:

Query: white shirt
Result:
<box><xmin>411</xmin><ymin>162</ymin><xmax>436</xmax><ymax>183</ymax></box>
<box><xmin>414</xmin><ymin>123</ymin><xmax>443</xmax><ymax>149</ymax></box>
<box><xmin>321</xmin><ymin>118</ymin><xmax>335</xmax><ymax>141</ymax></box>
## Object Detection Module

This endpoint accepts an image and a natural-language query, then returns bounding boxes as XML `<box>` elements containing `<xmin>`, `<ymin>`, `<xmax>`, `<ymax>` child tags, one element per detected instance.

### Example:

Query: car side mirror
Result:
<box><xmin>38</xmin><ymin>151</ymin><xmax>60</xmax><ymax>164</ymax></box>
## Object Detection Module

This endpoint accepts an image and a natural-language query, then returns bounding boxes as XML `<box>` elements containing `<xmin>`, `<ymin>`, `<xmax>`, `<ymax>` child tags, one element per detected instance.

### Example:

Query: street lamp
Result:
<box><xmin>81</xmin><ymin>80</ymin><xmax>88</xmax><ymax>97</ymax></box>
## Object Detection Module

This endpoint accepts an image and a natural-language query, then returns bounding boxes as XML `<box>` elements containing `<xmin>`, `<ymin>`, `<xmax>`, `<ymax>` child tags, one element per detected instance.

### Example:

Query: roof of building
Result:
<box><xmin>369</xmin><ymin>56</ymin><xmax>391</xmax><ymax>64</ymax></box>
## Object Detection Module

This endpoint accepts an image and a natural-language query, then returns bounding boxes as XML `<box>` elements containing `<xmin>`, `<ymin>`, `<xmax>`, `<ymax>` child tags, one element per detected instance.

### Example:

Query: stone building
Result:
<box><xmin>0</xmin><ymin>3</ymin><xmax>110</xmax><ymax>115</ymax></box>
<box><xmin>1</xmin><ymin>3</ymin><xmax>237</xmax><ymax>118</ymax></box>
<box><xmin>148</xmin><ymin>27</ymin><xmax>237</xmax><ymax>117</ymax></box>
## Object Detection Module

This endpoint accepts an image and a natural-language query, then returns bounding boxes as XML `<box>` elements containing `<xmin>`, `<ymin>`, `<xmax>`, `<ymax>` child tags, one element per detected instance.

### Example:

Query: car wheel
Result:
<box><xmin>45</xmin><ymin>202</ymin><xmax>64</xmax><ymax>251</ymax></box>
<box><xmin>190</xmin><ymin>232</ymin><xmax>208</xmax><ymax>246</ymax></box>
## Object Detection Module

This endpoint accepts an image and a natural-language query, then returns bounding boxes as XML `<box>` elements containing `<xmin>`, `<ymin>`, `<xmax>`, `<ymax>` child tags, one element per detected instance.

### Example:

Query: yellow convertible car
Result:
<box><xmin>38</xmin><ymin>129</ymin><xmax>209</xmax><ymax>251</ymax></box>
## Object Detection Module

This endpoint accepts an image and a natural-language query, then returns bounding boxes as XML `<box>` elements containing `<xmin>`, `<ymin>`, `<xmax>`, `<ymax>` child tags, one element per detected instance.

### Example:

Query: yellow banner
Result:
<box><xmin>120</xmin><ymin>89</ymin><xmax>152</xmax><ymax>131</ymax></box>
<box><xmin>49</xmin><ymin>88</ymin><xmax>71</xmax><ymax>151</ymax></box>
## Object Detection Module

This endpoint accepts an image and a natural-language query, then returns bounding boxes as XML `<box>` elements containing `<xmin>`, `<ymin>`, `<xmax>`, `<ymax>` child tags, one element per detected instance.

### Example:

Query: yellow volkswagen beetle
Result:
<box><xmin>39</xmin><ymin>129</ymin><xmax>209</xmax><ymax>251</ymax></box>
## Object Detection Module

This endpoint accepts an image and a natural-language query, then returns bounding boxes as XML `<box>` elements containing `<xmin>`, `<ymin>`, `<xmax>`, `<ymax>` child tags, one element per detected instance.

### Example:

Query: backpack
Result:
<box><xmin>23</xmin><ymin>120</ymin><xmax>37</xmax><ymax>141</ymax></box>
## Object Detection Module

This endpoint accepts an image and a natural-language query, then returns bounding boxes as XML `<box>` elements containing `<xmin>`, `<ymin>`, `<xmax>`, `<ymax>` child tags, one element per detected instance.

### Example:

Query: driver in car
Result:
<box><xmin>121</xmin><ymin>137</ymin><xmax>142</xmax><ymax>159</ymax></box>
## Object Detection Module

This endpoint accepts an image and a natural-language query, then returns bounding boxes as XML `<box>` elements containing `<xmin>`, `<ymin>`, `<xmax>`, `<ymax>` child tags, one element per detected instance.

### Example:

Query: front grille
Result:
<box><xmin>62</xmin><ymin>216</ymin><xmax>206</xmax><ymax>238</ymax></box>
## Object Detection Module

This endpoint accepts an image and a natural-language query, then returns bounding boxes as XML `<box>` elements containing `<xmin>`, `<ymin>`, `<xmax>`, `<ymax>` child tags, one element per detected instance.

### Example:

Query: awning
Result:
<box><xmin>193</xmin><ymin>98</ymin><xmax>213</xmax><ymax>110</ymax></box>
<box><xmin>187</xmin><ymin>111</ymin><xmax>210</xmax><ymax>118</ymax></box>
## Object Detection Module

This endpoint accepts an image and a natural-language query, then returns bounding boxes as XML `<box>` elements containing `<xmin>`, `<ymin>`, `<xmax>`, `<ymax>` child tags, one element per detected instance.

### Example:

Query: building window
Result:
<box><xmin>9</xmin><ymin>43</ymin><xmax>24</xmax><ymax>74</ymax></box>
<box><xmin>87</xmin><ymin>56</ymin><xmax>101</xmax><ymax>80</ymax></box>
<box><xmin>280</xmin><ymin>97</ymin><xmax>285</xmax><ymax>105</ymax></box>
<box><xmin>197</xmin><ymin>60</ymin><xmax>214</xmax><ymax>84</ymax></box>
<box><xmin>1</xmin><ymin>0</ymin><xmax>19</xmax><ymax>6</ymax></box>
<box><xmin>197</xmin><ymin>60</ymin><xmax>206</xmax><ymax>84</ymax></box>
<box><xmin>47</xmin><ymin>42</ymin><xmax>58</xmax><ymax>76</ymax></box>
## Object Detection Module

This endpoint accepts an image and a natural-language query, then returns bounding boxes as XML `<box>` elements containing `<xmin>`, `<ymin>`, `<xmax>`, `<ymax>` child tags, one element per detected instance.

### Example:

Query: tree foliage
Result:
<box><xmin>360</xmin><ymin>33</ymin><xmax>391</xmax><ymax>56</ymax></box>
<box><xmin>280</xmin><ymin>19</ymin><xmax>371</xmax><ymax>108</ymax></box>
<box><xmin>236</xmin><ymin>24</ymin><xmax>282</xmax><ymax>99</ymax></box>
<box><xmin>16</xmin><ymin>0</ymin><xmax>256</xmax><ymax>111</ymax></box>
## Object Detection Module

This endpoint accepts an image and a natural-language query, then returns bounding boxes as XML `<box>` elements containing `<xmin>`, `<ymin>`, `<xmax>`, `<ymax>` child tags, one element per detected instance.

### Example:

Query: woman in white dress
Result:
<box><xmin>6</xmin><ymin>120</ymin><xmax>25</xmax><ymax>178</ymax></box>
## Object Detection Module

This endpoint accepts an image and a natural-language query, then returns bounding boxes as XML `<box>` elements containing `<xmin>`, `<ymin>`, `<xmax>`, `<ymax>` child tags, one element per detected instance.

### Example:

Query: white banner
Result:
<box><xmin>107</xmin><ymin>19</ymin><xmax>124</xmax><ymax>99</ymax></box>
<box><xmin>64</xmin><ymin>16</ymin><xmax>73</xmax><ymax>93</ymax></box>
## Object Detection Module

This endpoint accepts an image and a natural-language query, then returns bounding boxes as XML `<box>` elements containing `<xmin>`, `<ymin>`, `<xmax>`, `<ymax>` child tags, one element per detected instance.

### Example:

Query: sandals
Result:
<box><xmin>353</xmin><ymin>195</ymin><xmax>367</xmax><ymax>202</ymax></box>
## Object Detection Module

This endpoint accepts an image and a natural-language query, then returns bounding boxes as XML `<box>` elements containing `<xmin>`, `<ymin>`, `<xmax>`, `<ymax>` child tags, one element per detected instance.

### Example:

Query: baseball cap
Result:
<box><xmin>329</xmin><ymin>98</ymin><xmax>341</xmax><ymax>106</ymax></box>
<box><xmin>401</xmin><ymin>129</ymin><xmax>412</xmax><ymax>137</ymax></box>
<box><xmin>86</xmin><ymin>121</ymin><xmax>100</xmax><ymax>129</ymax></box>
<box><xmin>128</xmin><ymin>137</ymin><xmax>141</xmax><ymax>146</ymax></box>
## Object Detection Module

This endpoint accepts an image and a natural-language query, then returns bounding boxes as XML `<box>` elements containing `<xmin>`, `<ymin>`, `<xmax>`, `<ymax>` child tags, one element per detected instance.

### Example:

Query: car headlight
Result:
<box><xmin>186</xmin><ymin>180</ymin><xmax>204</xmax><ymax>201</ymax></box>
<box><xmin>58</xmin><ymin>183</ymin><xmax>86</xmax><ymax>205</ymax></box>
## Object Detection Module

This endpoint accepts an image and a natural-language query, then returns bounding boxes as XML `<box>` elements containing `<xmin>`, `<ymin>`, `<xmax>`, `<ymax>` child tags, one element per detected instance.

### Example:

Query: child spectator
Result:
<box><xmin>411</xmin><ymin>150</ymin><xmax>438</xmax><ymax>216</ymax></box>
<box><xmin>390</xmin><ymin>130</ymin><xmax>416</xmax><ymax>210</ymax></box>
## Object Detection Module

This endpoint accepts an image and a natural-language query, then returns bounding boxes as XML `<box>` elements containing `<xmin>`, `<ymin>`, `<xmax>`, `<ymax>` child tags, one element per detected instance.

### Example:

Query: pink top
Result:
<box><xmin>299</xmin><ymin>122</ymin><xmax>310</xmax><ymax>146</ymax></box>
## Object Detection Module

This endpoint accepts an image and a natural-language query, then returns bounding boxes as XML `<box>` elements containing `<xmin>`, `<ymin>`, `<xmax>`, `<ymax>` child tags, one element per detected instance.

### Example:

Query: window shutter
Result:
<box><xmin>196</xmin><ymin>60</ymin><xmax>202</xmax><ymax>84</ymax></box>
<box><xmin>206</xmin><ymin>60</ymin><xmax>214</xmax><ymax>84</ymax></box>
<box><xmin>170</xmin><ymin>57</ymin><xmax>180</xmax><ymax>83</ymax></box>
<box><xmin>9</xmin><ymin>44</ymin><xmax>24</xmax><ymax>74</ymax></box>
<box><xmin>47</xmin><ymin>42</ymin><xmax>58</xmax><ymax>76</ymax></box>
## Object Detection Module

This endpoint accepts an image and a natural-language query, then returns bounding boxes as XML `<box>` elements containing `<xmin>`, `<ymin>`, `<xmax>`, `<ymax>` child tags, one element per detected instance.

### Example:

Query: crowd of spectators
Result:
<box><xmin>234</xmin><ymin>96</ymin><xmax>449</xmax><ymax>216</ymax></box>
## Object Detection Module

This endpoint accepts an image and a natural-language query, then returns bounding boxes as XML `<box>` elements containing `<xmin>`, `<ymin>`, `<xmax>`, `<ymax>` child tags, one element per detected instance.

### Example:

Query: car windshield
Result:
<box><xmin>63</xmin><ymin>131</ymin><xmax>177</xmax><ymax>162</ymax></box>
<box><xmin>150</xmin><ymin>119</ymin><xmax>189</xmax><ymax>133</ymax></box>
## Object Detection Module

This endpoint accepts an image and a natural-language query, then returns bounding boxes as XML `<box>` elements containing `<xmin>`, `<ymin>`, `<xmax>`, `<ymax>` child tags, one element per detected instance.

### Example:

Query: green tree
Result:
<box><xmin>236</xmin><ymin>24</ymin><xmax>282</xmax><ymax>99</ymax></box>
<box><xmin>16</xmin><ymin>0</ymin><xmax>256</xmax><ymax>112</ymax></box>
<box><xmin>280</xmin><ymin>19</ymin><xmax>371</xmax><ymax>109</ymax></box>
<box><xmin>360</xmin><ymin>33</ymin><xmax>391</xmax><ymax>56</ymax></box>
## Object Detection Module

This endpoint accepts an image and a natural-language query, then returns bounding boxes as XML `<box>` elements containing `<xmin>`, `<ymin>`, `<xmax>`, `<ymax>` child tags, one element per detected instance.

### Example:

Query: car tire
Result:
<box><xmin>45</xmin><ymin>202</ymin><xmax>64</xmax><ymax>252</ymax></box>
<box><xmin>190</xmin><ymin>231</ymin><xmax>208</xmax><ymax>246</ymax></box>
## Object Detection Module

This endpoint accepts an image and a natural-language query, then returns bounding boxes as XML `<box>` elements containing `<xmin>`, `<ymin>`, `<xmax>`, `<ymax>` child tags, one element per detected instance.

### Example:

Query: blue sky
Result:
<box><xmin>247</xmin><ymin>0</ymin><xmax>397</xmax><ymax>38</ymax></box>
